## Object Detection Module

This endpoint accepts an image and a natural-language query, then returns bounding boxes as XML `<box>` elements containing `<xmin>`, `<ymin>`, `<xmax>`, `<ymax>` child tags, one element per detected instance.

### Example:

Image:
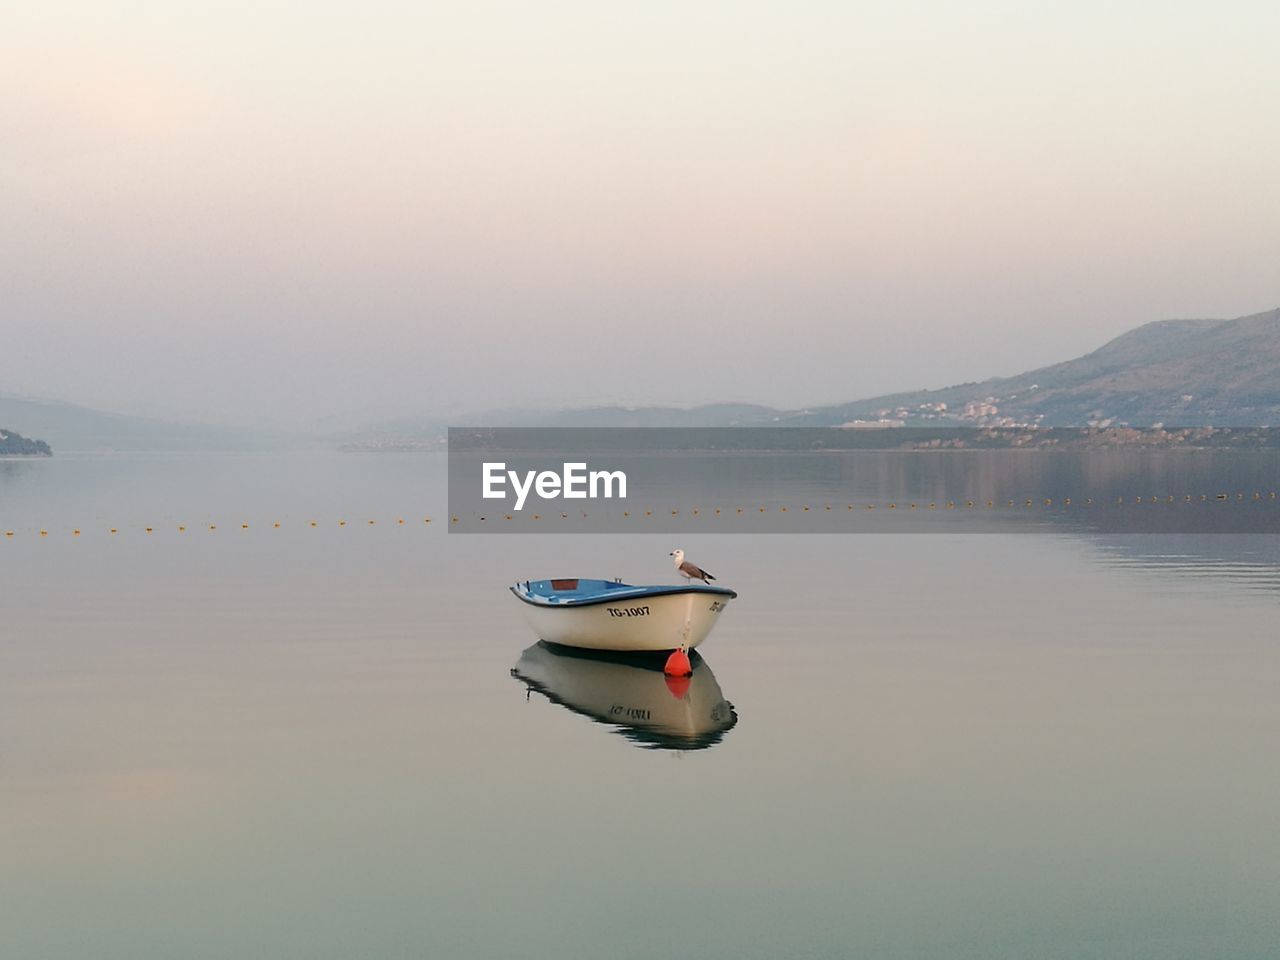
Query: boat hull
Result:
<box><xmin>515</xmin><ymin>589</ymin><xmax>732</xmax><ymax>652</ymax></box>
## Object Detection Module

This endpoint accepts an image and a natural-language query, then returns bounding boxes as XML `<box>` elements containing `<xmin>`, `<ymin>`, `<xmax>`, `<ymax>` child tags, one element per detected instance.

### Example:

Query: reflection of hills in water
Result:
<box><xmin>1089</xmin><ymin>535</ymin><xmax>1280</xmax><ymax>594</ymax></box>
<box><xmin>511</xmin><ymin>642</ymin><xmax>738</xmax><ymax>751</ymax></box>
<box><xmin>451</xmin><ymin>446</ymin><xmax>1279</xmax><ymax>534</ymax></box>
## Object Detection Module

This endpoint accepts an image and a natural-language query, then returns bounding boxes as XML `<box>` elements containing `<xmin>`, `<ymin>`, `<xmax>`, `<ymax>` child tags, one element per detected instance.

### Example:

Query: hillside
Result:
<box><xmin>500</xmin><ymin>402</ymin><xmax>780</xmax><ymax>428</ymax></box>
<box><xmin>490</xmin><ymin>306</ymin><xmax>1280</xmax><ymax>431</ymax></box>
<box><xmin>0</xmin><ymin>396</ymin><xmax>279</xmax><ymax>452</ymax></box>
<box><xmin>783</xmin><ymin>307</ymin><xmax>1280</xmax><ymax>428</ymax></box>
<box><xmin>340</xmin><ymin>402</ymin><xmax>784</xmax><ymax>447</ymax></box>
<box><xmin>0</xmin><ymin>427</ymin><xmax>51</xmax><ymax>456</ymax></box>
<box><xmin>299</xmin><ymin>304</ymin><xmax>1280</xmax><ymax>447</ymax></box>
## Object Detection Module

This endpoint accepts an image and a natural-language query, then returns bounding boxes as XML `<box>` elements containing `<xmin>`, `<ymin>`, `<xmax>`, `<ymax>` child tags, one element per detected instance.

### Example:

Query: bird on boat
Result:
<box><xmin>670</xmin><ymin>548</ymin><xmax>715</xmax><ymax>584</ymax></box>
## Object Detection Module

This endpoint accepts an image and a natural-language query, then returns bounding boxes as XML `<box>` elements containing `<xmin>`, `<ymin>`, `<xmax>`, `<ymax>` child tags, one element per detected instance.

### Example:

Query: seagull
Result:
<box><xmin>670</xmin><ymin>548</ymin><xmax>715</xmax><ymax>584</ymax></box>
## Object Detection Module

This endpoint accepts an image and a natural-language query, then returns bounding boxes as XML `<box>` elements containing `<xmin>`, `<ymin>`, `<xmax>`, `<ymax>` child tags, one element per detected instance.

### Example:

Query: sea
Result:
<box><xmin>1</xmin><ymin>450</ymin><xmax>1277</xmax><ymax>959</ymax></box>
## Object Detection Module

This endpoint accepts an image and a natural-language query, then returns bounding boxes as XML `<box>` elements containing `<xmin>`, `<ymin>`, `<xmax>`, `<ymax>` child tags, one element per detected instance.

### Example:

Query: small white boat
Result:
<box><xmin>510</xmin><ymin>577</ymin><xmax>737</xmax><ymax>652</ymax></box>
<box><xmin>511</xmin><ymin>642</ymin><xmax>738</xmax><ymax>749</ymax></box>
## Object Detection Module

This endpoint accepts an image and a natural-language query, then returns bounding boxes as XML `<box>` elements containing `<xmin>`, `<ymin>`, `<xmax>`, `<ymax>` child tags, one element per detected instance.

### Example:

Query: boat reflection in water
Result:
<box><xmin>511</xmin><ymin>641</ymin><xmax>738</xmax><ymax>751</ymax></box>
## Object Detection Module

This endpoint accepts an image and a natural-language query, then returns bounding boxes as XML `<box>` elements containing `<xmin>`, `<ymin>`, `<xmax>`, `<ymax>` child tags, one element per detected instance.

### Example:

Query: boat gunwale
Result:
<box><xmin>510</xmin><ymin>580</ymin><xmax>738</xmax><ymax>608</ymax></box>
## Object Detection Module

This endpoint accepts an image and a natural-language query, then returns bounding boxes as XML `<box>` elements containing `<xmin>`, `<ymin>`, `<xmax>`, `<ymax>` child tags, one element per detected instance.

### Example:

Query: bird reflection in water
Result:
<box><xmin>511</xmin><ymin>641</ymin><xmax>738</xmax><ymax>751</ymax></box>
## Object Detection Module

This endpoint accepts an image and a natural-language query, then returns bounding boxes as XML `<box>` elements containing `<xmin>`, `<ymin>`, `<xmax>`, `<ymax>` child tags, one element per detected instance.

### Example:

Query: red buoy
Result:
<box><xmin>664</xmin><ymin>674</ymin><xmax>692</xmax><ymax>699</ymax></box>
<box><xmin>664</xmin><ymin>647</ymin><xmax>692</xmax><ymax>678</ymax></box>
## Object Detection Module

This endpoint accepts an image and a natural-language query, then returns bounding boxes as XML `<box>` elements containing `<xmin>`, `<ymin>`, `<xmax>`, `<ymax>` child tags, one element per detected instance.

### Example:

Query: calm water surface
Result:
<box><xmin>1</xmin><ymin>453</ymin><xmax>1277</xmax><ymax>959</ymax></box>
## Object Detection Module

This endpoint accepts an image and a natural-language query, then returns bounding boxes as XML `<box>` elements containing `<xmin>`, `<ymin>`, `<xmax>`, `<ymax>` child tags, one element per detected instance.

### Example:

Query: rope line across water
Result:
<box><xmin>4</xmin><ymin>491</ymin><xmax>1279</xmax><ymax>537</ymax></box>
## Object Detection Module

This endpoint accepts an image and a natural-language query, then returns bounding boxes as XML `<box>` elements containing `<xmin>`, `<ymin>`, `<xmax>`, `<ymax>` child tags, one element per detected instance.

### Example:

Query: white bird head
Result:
<box><xmin>669</xmin><ymin>548</ymin><xmax>685</xmax><ymax>566</ymax></box>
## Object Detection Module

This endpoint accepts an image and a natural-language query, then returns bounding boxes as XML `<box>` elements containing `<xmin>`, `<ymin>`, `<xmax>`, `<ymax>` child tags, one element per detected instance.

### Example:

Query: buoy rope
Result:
<box><xmin>5</xmin><ymin>490</ymin><xmax>1278</xmax><ymax>537</ymax></box>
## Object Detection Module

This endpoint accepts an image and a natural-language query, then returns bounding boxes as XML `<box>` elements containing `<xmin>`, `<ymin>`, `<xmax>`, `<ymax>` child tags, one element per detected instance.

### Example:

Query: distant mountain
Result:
<box><xmin>338</xmin><ymin>403</ymin><xmax>786</xmax><ymax>447</ymax></box>
<box><xmin>499</xmin><ymin>402</ymin><xmax>782</xmax><ymax>428</ymax></box>
<box><xmin>307</xmin><ymin>304</ymin><xmax>1280</xmax><ymax>449</ymax></box>
<box><xmin>441</xmin><ymin>305</ymin><xmax>1280</xmax><ymax>433</ymax></box>
<box><xmin>783</xmin><ymin>306</ymin><xmax>1280</xmax><ymax>428</ymax></box>
<box><xmin>0</xmin><ymin>427</ymin><xmax>51</xmax><ymax>456</ymax></box>
<box><xmin>0</xmin><ymin>396</ymin><xmax>278</xmax><ymax>452</ymax></box>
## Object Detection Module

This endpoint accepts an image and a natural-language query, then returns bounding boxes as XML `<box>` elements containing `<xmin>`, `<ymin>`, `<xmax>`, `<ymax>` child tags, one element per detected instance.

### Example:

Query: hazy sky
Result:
<box><xmin>3</xmin><ymin>1</ymin><xmax>1278</xmax><ymax>427</ymax></box>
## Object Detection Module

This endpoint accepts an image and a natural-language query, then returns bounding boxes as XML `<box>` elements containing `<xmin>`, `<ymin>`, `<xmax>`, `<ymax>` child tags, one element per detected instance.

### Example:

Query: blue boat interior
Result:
<box><xmin>512</xmin><ymin>578</ymin><xmax>737</xmax><ymax>607</ymax></box>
